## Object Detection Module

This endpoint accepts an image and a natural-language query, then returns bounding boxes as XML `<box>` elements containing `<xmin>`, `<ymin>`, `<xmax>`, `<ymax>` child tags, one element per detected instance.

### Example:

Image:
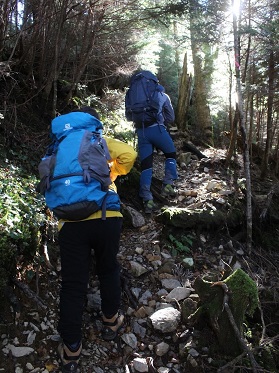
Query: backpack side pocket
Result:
<box><xmin>36</xmin><ymin>155</ymin><xmax>56</xmax><ymax>195</ymax></box>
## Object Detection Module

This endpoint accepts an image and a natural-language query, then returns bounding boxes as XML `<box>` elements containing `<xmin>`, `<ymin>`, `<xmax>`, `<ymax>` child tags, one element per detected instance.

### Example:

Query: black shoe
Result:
<box><xmin>58</xmin><ymin>343</ymin><xmax>81</xmax><ymax>373</ymax></box>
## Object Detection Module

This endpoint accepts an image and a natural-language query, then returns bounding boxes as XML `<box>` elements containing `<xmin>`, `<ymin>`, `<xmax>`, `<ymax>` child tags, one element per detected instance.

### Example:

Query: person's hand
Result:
<box><xmin>109</xmin><ymin>161</ymin><xmax>118</xmax><ymax>181</ymax></box>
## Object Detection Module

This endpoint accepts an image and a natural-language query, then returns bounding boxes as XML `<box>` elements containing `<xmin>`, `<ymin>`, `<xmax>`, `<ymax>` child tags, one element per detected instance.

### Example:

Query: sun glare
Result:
<box><xmin>231</xmin><ymin>0</ymin><xmax>240</xmax><ymax>17</ymax></box>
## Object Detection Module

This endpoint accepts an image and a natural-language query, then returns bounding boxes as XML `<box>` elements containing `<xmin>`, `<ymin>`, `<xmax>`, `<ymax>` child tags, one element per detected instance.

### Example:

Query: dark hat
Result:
<box><xmin>77</xmin><ymin>106</ymin><xmax>100</xmax><ymax>120</ymax></box>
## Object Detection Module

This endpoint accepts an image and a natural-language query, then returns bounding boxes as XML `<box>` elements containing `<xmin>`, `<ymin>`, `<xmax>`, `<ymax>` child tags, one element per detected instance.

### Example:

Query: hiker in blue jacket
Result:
<box><xmin>125</xmin><ymin>70</ymin><xmax>178</xmax><ymax>213</ymax></box>
<box><xmin>39</xmin><ymin>107</ymin><xmax>137</xmax><ymax>373</ymax></box>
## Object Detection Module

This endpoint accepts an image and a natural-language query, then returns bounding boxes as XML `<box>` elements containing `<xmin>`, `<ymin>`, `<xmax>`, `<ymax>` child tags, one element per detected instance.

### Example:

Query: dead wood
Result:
<box><xmin>223</xmin><ymin>301</ymin><xmax>260</xmax><ymax>372</ymax></box>
<box><xmin>182</xmin><ymin>141</ymin><xmax>207</xmax><ymax>159</ymax></box>
<box><xmin>260</xmin><ymin>182</ymin><xmax>279</xmax><ymax>221</ymax></box>
<box><xmin>120</xmin><ymin>270</ymin><xmax>138</xmax><ymax>310</ymax></box>
<box><xmin>12</xmin><ymin>278</ymin><xmax>47</xmax><ymax>310</ymax></box>
<box><xmin>4</xmin><ymin>286</ymin><xmax>21</xmax><ymax>322</ymax></box>
<box><xmin>189</xmin><ymin>269</ymin><xmax>259</xmax><ymax>357</ymax></box>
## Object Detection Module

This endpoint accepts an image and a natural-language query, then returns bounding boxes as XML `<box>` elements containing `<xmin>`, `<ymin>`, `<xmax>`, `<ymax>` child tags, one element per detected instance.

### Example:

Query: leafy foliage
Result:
<box><xmin>0</xmin><ymin>162</ymin><xmax>46</xmax><ymax>294</ymax></box>
<box><xmin>168</xmin><ymin>233</ymin><xmax>194</xmax><ymax>256</ymax></box>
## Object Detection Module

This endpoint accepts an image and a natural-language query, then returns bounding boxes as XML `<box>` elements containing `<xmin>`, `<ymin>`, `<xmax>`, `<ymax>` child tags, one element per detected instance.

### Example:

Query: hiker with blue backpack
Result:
<box><xmin>125</xmin><ymin>70</ymin><xmax>178</xmax><ymax>213</ymax></box>
<box><xmin>37</xmin><ymin>107</ymin><xmax>137</xmax><ymax>373</ymax></box>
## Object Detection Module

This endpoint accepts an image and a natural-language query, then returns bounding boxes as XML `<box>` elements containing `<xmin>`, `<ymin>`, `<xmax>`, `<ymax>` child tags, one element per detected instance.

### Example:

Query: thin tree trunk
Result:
<box><xmin>261</xmin><ymin>47</ymin><xmax>275</xmax><ymax>178</ymax></box>
<box><xmin>232</xmin><ymin>0</ymin><xmax>252</xmax><ymax>253</ymax></box>
<box><xmin>226</xmin><ymin>105</ymin><xmax>239</xmax><ymax>165</ymax></box>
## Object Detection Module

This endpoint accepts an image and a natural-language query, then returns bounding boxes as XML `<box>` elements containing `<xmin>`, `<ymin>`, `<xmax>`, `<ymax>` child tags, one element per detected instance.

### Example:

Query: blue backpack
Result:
<box><xmin>37</xmin><ymin>112</ymin><xmax>112</xmax><ymax>220</ymax></box>
<box><xmin>125</xmin><ymin>70</ymin><xmax>165</xmax><ymax>128</ymax></box>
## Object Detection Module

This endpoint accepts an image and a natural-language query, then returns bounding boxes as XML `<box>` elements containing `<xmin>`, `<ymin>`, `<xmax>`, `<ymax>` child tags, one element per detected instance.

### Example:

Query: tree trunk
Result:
<box><xmin>261</xmin><ymin>47</ymin><xmax>275</xmax><ymax>178</ymax></box>
<box><xmin>189</xmin><ymin>12</ymin><xmax>212</xmax><ymax>145</ymax></box>
<box><xmin>232</xmin><ymin>0</ymin><xmax>253</xmax><ymax>253</ymax></box>
<box><xmin>176</xmin><ymin>52</ymin><xmax>191</xmax><ymax>132</ymax></box>
<box><xmin>225</xmin><ymin>105</ymin><xmax>239</xmax><ymax>165</ymax></box>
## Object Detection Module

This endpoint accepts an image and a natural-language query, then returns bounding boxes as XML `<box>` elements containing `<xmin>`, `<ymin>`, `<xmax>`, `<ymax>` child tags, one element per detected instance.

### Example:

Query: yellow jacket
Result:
<box><xmin>105</xmin><ymin>136</ymin><xmax>137</xmax><ymax>185</ymax></box>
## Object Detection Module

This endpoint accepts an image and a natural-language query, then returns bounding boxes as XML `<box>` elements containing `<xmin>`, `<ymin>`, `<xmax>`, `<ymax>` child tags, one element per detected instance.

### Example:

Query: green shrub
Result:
<box><xmin>0</xmin><ymin>163</ymin><xmax>46</xmax><ymax>294</ymax></box>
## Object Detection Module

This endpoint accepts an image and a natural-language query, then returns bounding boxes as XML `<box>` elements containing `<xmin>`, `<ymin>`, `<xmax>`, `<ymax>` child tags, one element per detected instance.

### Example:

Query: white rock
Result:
<box><xmin>92</xmin><ymin>367</ymin><xmax>104</xmax><ymax>373</ymax></box>
<box><xmin>131</xmin><ymin>288</ymin><xmax>141</xmax><ymax>299</ymax></box>
<box><xmin>29</xmin><ymin>323</ymin><xmax>40</xmax><ymax>332</ymax></box>
<box><xmin>135</xmin><ymin>247</ymin><xmax>144</xmax><ymax>254</ymax></box>
<box><xmin>157</xmin><ymin>289</ymin><xmax>168</xmax><ymax>297</ymax></box>
<box><xmin>125</xmin><ymin>205</ymin><xmax>145</xmax><ymax>228</ymax></box>
<box><xmin>158</xmin><ymin>368</ymin><xmax>170</xmax><ymax>373</ymax></box>
<box><xmin>150</xmin><ymin>307</ymin><xmax>181</xmax><ymax>333</ymax></box>
<box><xmin>121</xmin><ymin>333</ymin><xmax>137</xmax><ymax>349</ymax></box>
<box><xmin>155</xmin><ymin>341</ymin><xmax>169</xmax><ymax>356</ymax></box>
<box><xmin>6</xmin><ymin>344</ymin><xmax>34</xmax><ymax>357</ymax></box>
<box><xmin>200</xmin><ymin>234</ymin><xmax>206</xmax><ymax>243</ymax></box>
<box><xmin>30</xmin><ymin>367</ymin><xmax>43</xmax><ymax>372</ymax></box>
<box><xmin>27</xmin><ymin>331</ymin><xmax>36</xmax><ymax>345</ymax></box>
<box><xmin>130</xmin><ymin>261</ymin><xmax>149</xmax><ymax>277</ymax></box>
<box><xmin>161</xmin><ymin>252</ymin><xmax>172</xmax><ymax>259</ymax></box>
<box><xmin>219</xmin><ymin>190</ymin><xmax>233</xmax><ymax>195</ymax></box>
<box><xmin>188</xmin><ymin>348</ymin><xmax>199</xmax><ymax>357</ymax></box>
<box><xmin>166</xmin><ymin>287</ymin><xmax>191</xmax><ymax>302</ymax></box>
<box><xmin>133</xmin><ymin>357</ymin><xmax>149</xmax><ymax>372</ymax></box>
<box><xmin>40</xmin><ymin>322</ymin><xmax>49</xmax><ymax>331</ymax></box>
<box><xmin>156</xmin><ymin>302</ymin><xmax>173</xmax><ymax>310</ymax></box>
<box><xmin>187</xmin><ymin>354</ymin><xmax>198</xmax><ymax>367</ymax></box>
<box><xmin>161</xmin><ymin>278</ymin><xmax>181</xmax><ymax>290</ymax></box>
<box><xmin>206</xmin><ymin>181</ymin><xmax>221</xmax><ymax>191</ymax></box>
<box><xmin>216</xmin><ymin>197</ymin><xmax>225</xmax><ymax>204</ymax></box>
<box><xmin>26</xmin><ymin>362</ymin><xmax>34</xmax><ymax>370</ymax></box>
<box><xmin>182</xmin><ymin>257</ymin><xmax>194</xmax><ymax>267</ymax></box>
<box><xmin>233</xmin><ymin>261</ymin><xmax>242</xmax><ymax>270</ymax></box>
<box><xmin>133</xmin><ymin>322</ymin><xmax>146</xmax><ymax>339</ymax></box>
<box><xmin>139</xmin><ymin>290</ymin><xmax>152</xmax><ymax>305</ymax></box>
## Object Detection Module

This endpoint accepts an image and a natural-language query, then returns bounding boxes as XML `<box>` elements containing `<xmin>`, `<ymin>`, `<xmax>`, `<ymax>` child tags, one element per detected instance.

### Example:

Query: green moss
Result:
<box><xmin>224</xmin><ymin>268</ymin><xmax>259</xmax><ymax>319</ymax></box>
<box><xmin>159</xmin><ymin>205</ymin><xmax>244</xmax><ymax>229</ymax></box>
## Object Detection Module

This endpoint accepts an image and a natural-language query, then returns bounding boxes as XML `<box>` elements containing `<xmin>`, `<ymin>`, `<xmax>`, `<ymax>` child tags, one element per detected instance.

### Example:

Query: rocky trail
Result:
<box><xmin>1</xmin><ymin>143</ymin><xmax>279</xmax><ymax>373</ymax></box>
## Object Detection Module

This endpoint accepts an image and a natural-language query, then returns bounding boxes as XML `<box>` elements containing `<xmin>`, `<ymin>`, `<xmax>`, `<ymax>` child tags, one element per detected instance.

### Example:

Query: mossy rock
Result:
<box><xmin>157</xmin><ymin>204</ymin><xmax>244</xmax><ymax>229</ymax></box>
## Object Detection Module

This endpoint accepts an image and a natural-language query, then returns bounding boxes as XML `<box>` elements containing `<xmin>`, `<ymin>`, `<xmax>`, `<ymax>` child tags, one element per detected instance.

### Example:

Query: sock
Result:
<box><xmin>64</xmin><ymin>340</ymin><xmax>81</xmax><ymax>354</ymax></box>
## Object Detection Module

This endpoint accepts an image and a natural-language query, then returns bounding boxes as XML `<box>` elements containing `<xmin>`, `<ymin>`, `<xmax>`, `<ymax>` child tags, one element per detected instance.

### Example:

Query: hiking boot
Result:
<box><xmin>161</xmin><ymin>184</ymin><xmax>177</xmax><ymax>198</ymax></box>
<box><xmin>58</xmin><ymin>342</ymin><xmax>82</xmax><ymax>373</ymax></box>
<box><xmin>143</xmin><ymin>200</ymin><xmax>157</xmax><ymax>214</ymax></box>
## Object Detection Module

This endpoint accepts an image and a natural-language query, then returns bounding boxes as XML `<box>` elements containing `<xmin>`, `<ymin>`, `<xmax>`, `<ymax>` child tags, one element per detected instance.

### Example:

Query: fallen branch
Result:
<box><xmin>259</xmin><ymin>183</ymin><xmax>278</xmax><ymax>221</ymax></box>
<box><xmin>12</xmin><ymin>278</ymin><xmax>47</xmax><ymax>310</ymax></box>
<box><xmin>217</xmin><ymin>351</ymin><xmax>247</xmax><ymax>372</ymax></box>
<box><xmin>4</xmin><ymin>286</ymin><xmax>21</xmax><ymax>323</ymax></box>
<box><xmin>43</xmin><ymin>242</ymin><xmax>54</xmax><ymax>270</ymax></box>
<box><xmin>120</xmin><ymin>270</ymin><xmax>138</xmax><ymax>310</ymax></box>
<box><xmin>223</xmin><ymin>301</ymin><xmax>260</xmax><ymax>373</ymax></box>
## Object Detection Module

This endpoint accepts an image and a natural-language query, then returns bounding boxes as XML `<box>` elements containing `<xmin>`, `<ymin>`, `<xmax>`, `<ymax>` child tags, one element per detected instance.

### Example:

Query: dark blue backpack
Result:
<box><xmin>37</xmin><ymin>112</ymin><xmax>112</xmax><ymax>220</ymax></box>
<box><xmin>125</xmin><ymin>71</ymin><xmax>164</xmax><ymax>128</ymax></box>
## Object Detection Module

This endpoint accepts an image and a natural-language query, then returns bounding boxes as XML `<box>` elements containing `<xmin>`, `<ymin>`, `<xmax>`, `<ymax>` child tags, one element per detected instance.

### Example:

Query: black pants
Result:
<box><xmin>57</xmin><ymin>217</ymin><xmax>123</xmax><ymax>344</ymax></box>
